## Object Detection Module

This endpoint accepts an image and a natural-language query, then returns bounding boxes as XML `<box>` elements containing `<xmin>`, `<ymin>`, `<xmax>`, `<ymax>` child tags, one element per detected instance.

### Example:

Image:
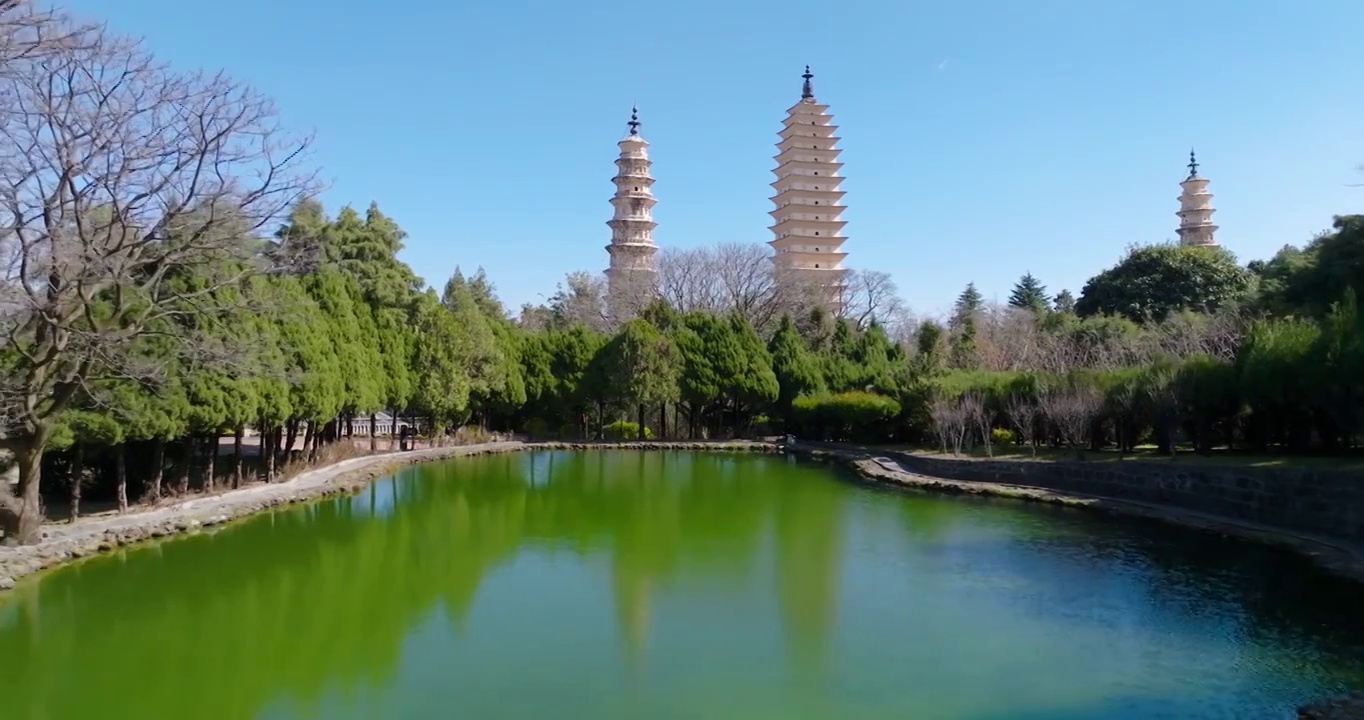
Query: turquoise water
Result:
<box><xmin>1</xmin><ymin>450</ymin><xmax>1361</xmax><ymax>719</ymax></box>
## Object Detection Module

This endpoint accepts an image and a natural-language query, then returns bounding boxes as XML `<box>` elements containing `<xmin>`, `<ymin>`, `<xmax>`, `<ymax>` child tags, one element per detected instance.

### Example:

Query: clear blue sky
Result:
<box><xmin>70</xmin><ymin>0</ymin><xmax>1364</xmax><ymax>317</ymax></box>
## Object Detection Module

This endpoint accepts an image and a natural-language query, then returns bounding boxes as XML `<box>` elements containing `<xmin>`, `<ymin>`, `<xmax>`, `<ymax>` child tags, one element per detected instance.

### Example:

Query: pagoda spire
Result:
<box><xmin>605</xmin><ymin>106</ymin><xmax>658</xmax><ymax>319</ymax></box>
<box><xmin>768</xmin><ymin>67</ymin><xmax>849</xmax><ymax>311</ymax></box>
<box><xmin>1176</xmin><ymin>150</ymin><xmax>1218</xmax><ymax>247</ymax></box>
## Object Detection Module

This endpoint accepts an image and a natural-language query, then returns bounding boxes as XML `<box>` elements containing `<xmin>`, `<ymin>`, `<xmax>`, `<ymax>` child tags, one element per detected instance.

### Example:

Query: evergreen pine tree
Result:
<box><xmin>1053</xmin><ymin>289</ymin><xmax>1077</xmax><ymax>314</ymax></box>
<box><xmin>950</xmin><ymin>282</ymin><xmax>984</xmax><ymax>329</ymax></box>
<box><xmin>1008</xmin><ymin>272</ymin><xmax>1051</xmax><ymax>311</ymax></box>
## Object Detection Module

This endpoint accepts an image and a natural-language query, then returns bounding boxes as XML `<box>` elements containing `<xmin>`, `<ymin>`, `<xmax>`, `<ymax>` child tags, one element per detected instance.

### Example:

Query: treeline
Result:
<box><xmin>924</xmin><ymin>222</ymin><xmax>1364</xmax><ymax>458</ymax></box>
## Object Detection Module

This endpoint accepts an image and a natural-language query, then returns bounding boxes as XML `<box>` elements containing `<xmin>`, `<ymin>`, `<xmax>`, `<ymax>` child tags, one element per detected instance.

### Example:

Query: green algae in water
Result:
<box><xmin>1</xmin><ymin>450</ymin><xmax>1362</xmax><ymax>719</ymax></box>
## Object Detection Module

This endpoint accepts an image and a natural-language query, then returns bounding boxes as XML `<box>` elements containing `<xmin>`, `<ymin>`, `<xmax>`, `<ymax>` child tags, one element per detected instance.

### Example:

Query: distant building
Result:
<box><xmin>352</xmin><ymin>411</ymin><xmax>417</xmax><ymax>437</ymax></box>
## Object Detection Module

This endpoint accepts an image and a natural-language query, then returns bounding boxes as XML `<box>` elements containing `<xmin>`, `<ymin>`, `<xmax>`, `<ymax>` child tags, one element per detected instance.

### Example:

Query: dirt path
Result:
<box><xmin>0</xmin><ymin>441</ymin><xmax>527</xmax><ymax>590</ymax></box>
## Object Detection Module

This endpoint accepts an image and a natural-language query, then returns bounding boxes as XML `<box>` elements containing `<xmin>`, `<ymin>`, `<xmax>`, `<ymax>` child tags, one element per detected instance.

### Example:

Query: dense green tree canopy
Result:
<box><xmin>1075</xmin><ymin>244</ymin><xmax>1252</xmax><ymax>322</ymax></box>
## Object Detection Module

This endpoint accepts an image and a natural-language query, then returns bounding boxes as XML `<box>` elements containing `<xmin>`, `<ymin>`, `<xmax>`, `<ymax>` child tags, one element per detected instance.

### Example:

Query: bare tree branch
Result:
<box><xmin>655</xmin><ymin>241</ymin><xmax>849</xmax><ymax>334</ymax></box>
<box><xmin>840</xmin><ymin>268</ymin><xmax>904</xmax><ymax>331</ymax></box>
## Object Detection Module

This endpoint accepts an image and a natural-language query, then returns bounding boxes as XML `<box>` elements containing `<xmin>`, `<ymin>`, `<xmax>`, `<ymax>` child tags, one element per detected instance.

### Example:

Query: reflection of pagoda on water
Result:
<box><xmin>405</xmin><ymin>452</ymin><xmax>849</xmax><ymax>679</ymax></box>
<box><xmin>774</xmin><ymin>477</ymin><xmax>846</xmax><ymax>682</ymax></box>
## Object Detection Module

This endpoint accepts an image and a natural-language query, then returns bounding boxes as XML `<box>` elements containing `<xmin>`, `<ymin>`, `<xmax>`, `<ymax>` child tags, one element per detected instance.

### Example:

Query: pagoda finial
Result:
<box><xmin>1187</xmin><ymin>148</ymin><xmax>1199</xmax><ymax>179</ymax></box>
<box><xmin>801</xmin><ymin>65</ymin><xmax>814</xmax><ymax>99</ymax></box>
<box><xmin>628</xmin><ymin>105</ymin><xmax>640</xmax><ymax>136</ymax></box>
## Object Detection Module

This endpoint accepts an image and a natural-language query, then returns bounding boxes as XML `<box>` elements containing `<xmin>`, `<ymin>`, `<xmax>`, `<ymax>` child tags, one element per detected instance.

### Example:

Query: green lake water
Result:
<box><xmin>2</xmin><ymin>450</ymin><xmax>1363</xmax><ymax>719</ymax></box>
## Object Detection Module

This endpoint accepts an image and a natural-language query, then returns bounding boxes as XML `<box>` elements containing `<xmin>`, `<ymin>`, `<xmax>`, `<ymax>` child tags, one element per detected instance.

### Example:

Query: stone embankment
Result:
<box><xmin>789</xmin><ymin>443</ymin><xmax>1364</xmax><ymax>586</ymax></box>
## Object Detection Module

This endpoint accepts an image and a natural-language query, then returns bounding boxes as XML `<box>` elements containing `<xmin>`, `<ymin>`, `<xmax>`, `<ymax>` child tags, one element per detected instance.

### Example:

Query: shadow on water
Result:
<box><xmin>0</xmin><ymin>449</ymin><xmax>1359</xmax><ymax>719</ymax></box>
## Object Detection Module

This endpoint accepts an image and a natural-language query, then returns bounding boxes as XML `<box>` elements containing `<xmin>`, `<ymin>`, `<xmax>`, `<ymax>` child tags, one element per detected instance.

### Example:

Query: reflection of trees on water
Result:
<box><xmin>0</xmin><ymin>451</ymin><xmax>849</xmax><ymax>718</ymax></box>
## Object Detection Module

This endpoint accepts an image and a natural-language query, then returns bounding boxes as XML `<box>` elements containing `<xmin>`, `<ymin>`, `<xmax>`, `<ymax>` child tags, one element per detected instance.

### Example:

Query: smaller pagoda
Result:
<box><xmin>1176</xmin><ymin>149</ymin><xmax>1219</xmax><ymax>247</ymax></box>
<box><xmin>605</xmin><ymin>106</ymin><xmax>659</xmax><ymax>318</ymax></box>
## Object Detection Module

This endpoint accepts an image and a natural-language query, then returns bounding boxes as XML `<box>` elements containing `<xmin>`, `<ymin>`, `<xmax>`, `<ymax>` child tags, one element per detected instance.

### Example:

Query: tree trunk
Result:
<box><xmin>176</xmin><ymin>436</ymin><xmax>193</xmax><ymax>495</ymax></box>
<box><xmin>284</xmin><ymin>420</ymin><xmax>299</xmax><ymax>464</ymax></box>
<box><xmin>323</xmin><ymin>418</ymin><xmax>339</xmax><ymax>449</ymax></box>
<box><xmin>369</xmin><ymin>414</ymin><xmax>377</xmax><ymax>453</ymax></box>
<box><xmin>203</xmin><ymin>434</ymin><xmax>217</xmax><ymax>492</ymax></box>
<box><xmin>264</xmin><ymin>422</ymin><xmax>277</xmax><ymax>482</ymax></box>
<box><xmin>115</xmin><ymin>443</ymin><xmax>128</xmax><ymax>514</ymax></box>
<box><xmin>256</xmin><ymin>418</ymin><xmax>268</xmax><ymax>482</ymax></box>
<box><xmin>388</xmin><ymin>408</ymin><xmax>399</xmax><ymax>450</ymax></box>
<box><xmin>313</xmin><ymin>421</ymin><xmax>327</xmax><ymax>458</ymax></box>
<box><xmin>7</xmin><ymin>440</ymin><xmax>47</xmax><ymax>544</ymax></box>
<box><xmin>637</xmin><ymin>403</ymin><xmax>647</xmax><ymax>440</ymax></box>
<box><xmin>144</xmin><ymin>439</ymin><xmax>165</xmax><ymax>502</ymax></box>
<box><xmin>347</xmin><ymin>414</ymin><xmax>355</xmax><ymax>440</ymax></box>
<box><xmin>660</xmin><ymin>403</ymin><xmax>668</xmax><ymax>440</ymax></box>
<box><xmin>232</xmin><ymin>425</ymin><xmax>245</xmax><ymax>489</ymax></box>
<box><xmin>301</xmin><ymin>422</ymin><xmax>314</xmax><ymax>464</ymax></box>
<box><xmin>69</xmin><ymin>443</ymin><xmax>84</xmax><ymax>524</ymax></box>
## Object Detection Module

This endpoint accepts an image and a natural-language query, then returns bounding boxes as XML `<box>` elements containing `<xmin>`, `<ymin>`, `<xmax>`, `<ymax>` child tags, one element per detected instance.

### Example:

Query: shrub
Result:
<box><xmin>523</xmin><ymin>418</ymin><xmax>550</xmax><ymax>440</ymax></box>
<box><xmin>603</xmin><ymin>420</ymin><xmax>652</xmax><ymax>441</ymax></box>
<box><xmin>990</xmin><ymin>427</ymin><xmax>1016</xmax><ymax>446</ymax></box>
<box><xmin>791</xmin><ymin>391</ymin><xmax>901</xmax><ymax>442</ymax></box>
<box><xmin>454</xmin><ymin>426</ymin><xmax>494</xmax><ymax>445</ymax></box>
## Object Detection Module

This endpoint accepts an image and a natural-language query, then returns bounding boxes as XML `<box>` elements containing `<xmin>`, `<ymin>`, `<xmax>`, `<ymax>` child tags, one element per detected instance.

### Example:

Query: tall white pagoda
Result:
<box><xmin>768</xmin><ymin>66</ymin><xmax>849</xmax><ymax>309</ymax></box>
<box><xmin>1176</xmin><ymin>149</ymin><xmax>1218</xmax><ymax>247</ymax></box>
<box><xmin>605</xmin><ymin>106</ymin><xmax>659</xmax><ymax>317</ymax></box>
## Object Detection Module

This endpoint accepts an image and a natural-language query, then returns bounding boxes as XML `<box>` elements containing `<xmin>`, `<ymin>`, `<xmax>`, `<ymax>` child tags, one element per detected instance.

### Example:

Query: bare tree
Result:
<box><xmin>604</xmin><ymin>267</ymin><xmax>656</xmax><ymax>324</ymax></box>
<box><xmin>1144</xmin><ymin>306</ymin><xmax>1246</xmax><ymax>362</ymax></box>
<box><xmin>0</xmin><ymin>2</ymin><xmax>89</xmax><ymax>69</ymax></box>
<box><xmin>655</xmin><ymin>242</ymin><xmax>833</xmax><ymax>335</ymax></box>
<box><xmin>547</xmin><ymin>270</ymin><xmax>611</xmax><ymax>333</ymax></box>
<box><xmin>929</xmin><ymin>396</ymin><xmax>969</xmax><ymax>455</ymax></box>
<box><xmin>840</xmin><ymin>268</ymin><xmax>904</xmax><ymax>331</ymax></box>
<box><xmin>1037</xmin><ymin>385</ymin><xmax>1102</xmax><ymax>459</ymax></box>
<box><xmin>959</xmin><ymin>392</ymin><xmax>992</xmax><ymax>456</ymax></box>
<box><xmin>973</xmin><ymin>305</ymin><xmax>1049</xmax><ymax>371</ymax></box>
<box><xmin>1003</xmin><ymin>392</ymin><xmax>1040</xmax><ymax>455</ymax></box>
<box><xmin>0</xmin><ymin>19</ymin><xmax>315</xmax><ymax>542</ymax></box>
<box><xmin>655</xmin><ymin>246</ymin><xmax>723</xmax><ymax>314</ymax></box>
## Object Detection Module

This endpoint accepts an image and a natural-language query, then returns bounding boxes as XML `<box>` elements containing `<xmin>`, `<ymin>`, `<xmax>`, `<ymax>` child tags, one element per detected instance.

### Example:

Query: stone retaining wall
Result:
<box><xmin>889</xmin><ymin>453</ymin><xmax>1364</xmax><ymax>543</ymax></box>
